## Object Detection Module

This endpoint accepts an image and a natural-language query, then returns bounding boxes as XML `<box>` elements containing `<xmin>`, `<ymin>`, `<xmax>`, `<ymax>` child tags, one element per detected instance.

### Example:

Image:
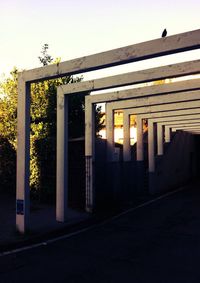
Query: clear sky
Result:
<box><xmin>0</xmin><ymin>0</ymin><xmax>200</xmax><ymax>80</ymax></box>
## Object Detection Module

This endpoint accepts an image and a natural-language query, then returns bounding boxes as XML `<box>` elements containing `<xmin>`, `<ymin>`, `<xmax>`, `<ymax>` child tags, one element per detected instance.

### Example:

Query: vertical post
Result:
<box><xmin>148</xmin><ymin>120</ymin><xmax>155</xmax><ymax>172</ymax></box>
<box><xmin>123</xmin><ymin>111</ymin><xmax>131</xmax><ymax>198</ymax></box>
<box><xmin>106</xmin><ymin>103</ymin><xmax>120</xmax><ymax>202</ymax></box>
<box><xmin>106</xmin><ymin>103</ymin><xmax>114</xmax><ymax>161</ymax></box>
<box><xmin>85</xmin><ymin>97</ymin><xmax>95</xmax><ymax>212</ymax></box>
<box><xmin>136</xmin><ymin>115</ymin><xmax>145</xmax><ymax>192</ymax></box>
<box><xmin>157</xmin><ymin>123</ymin><xmax>164</xmax><ymax>155</ymax></box>
<box><xmin>148</xmin><ymin>120</ymin><xmax>156</xmax><ymax>194</ymax></box>
<box><xmin>56</xmin><ymin>88</ymin><xmax>68</xmax><ymax>222</ymax></box>
<box><xmin>165</xmin><ymin>125</ymin><xmax>171</xmax><ymax>143</ymax></box>
<box><xmin>16</xmin><ymin>73</ymin><xmax>30</xmax><ymax>233</ymax></box>
<box><xmin>123</xmin><ymin>111</ymin><xmax>131</xmax><ymax>161</ymax></box>
<box><xmin>136</xmin><ymin>116</ymin><xmax>144</xmax><ymax>161</ymax></box>
<box><xmin>105</xmin><ymin>103</ymin><xmax>118</xmax><ymax>203</ymax></box>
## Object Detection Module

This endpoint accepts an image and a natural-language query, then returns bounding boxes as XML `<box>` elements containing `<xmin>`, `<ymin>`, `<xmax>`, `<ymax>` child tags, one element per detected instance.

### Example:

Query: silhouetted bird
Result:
<box><xmin>162</xmin><ymin>29</ymin><xmax>167</xmax><ymax>38</ymax></box>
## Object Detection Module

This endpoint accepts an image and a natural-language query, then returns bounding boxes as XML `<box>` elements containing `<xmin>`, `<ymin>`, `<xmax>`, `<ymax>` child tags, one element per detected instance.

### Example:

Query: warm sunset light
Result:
<box><xmin>98</xmin><ymin>111</ymin><xmax>138</xmax><ymax>145</ymax></box>
<box><xmin>0</xmin><ymin>1</ymin><xmax>200</xmax><ymax>280</ymax></box>
<box><xmin>99</xmin><ymin>125</ymin><xmax>137</xmax><ymax>145</ymax></box>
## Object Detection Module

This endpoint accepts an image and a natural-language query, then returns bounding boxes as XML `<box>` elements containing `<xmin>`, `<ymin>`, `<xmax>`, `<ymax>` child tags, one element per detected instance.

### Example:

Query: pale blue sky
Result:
<box><xmin>0</xmin><ymin>0</ymin><xmax>200</xmax><ymax>79</ymax></box>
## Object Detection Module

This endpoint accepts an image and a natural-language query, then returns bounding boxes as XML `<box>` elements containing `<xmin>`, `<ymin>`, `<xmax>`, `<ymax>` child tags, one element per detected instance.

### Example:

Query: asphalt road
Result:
<box><xmin>1</xmin><ymin>184</ymin><xmax>200</xmax><ymax>283</ymax></box>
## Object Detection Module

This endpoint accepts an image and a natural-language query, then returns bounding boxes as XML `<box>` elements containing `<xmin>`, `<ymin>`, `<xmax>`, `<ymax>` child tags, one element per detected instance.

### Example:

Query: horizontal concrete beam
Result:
<box><xmin>148</xmin><ymin>113</ymin><xmax>200</xmax><ymax>123</ymax></box>
<box><xmin>108</xmin><ymin>100</ymin><xmax>200</xmax><ymax>117</ymax></box>
<box><xmin>21</xmin><ymin>29</ymin><xmax>200</xmax><ymax>82</ymax></box>
<box><xmin>158</xmin><ymin>119</ymin><xmax>200</xmax><ymax>126</ymax></box>
<box><xmin>173</xmin><ymin>128</ymin><xmax>200</xmax><ymax>134</ymax></box>
<box><xmin>136</xmin><ymin>108</ymin><xmax>200</xmax><ymax>119</ymax></box>
<box><xmin>107</xmin><ymin>90</ymin><xmax>200</xmax><ymax>110</ymax></box>
<box><xmin>162</xmin><ymin>121</ymin><xmax>200</xmax><ymax>128</ymax></box>
<box><xmin>172</xmin><ymin>125</ymin><xmax>200</xmax><ymax>130</ymax></box>
<box><xmin>85</xmin><ymin>77</ymin><xmax>200</xmax><ymax>107</ymax></box>
<box><xmin>59</xmin><ymin>62</ymin><xmax>200</xmax><ymax>95</ymax></box>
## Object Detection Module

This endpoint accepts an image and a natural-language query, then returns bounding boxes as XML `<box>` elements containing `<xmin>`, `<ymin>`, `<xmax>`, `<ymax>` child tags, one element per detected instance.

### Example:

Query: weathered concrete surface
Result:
<box><xmin>1</xmin><ymin>182</ymin><xmax>200</xmax><ymax>282</ymax></box>
<box><xmin>18</xmin><ymin>28</ymin><xmax>200</xmax><ymax>233</ymax></box>
<box><xmin>23</xmin><ymin>29</ymin><xmax>200</xmax><ymax>81</ymax></box>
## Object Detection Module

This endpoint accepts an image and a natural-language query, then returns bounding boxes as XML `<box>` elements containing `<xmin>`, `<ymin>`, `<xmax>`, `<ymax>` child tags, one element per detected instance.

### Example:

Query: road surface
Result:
<box><xmin>0</xmin><ymin>184</ymin><xmax>200</xmax><ymax>282</ymax></box>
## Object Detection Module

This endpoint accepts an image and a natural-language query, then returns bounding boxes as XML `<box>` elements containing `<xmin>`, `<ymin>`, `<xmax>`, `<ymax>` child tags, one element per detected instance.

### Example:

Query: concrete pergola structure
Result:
<box><xmin>156</xmin><ymin>119</ymin><xmax>200</xmax><ymax>141</ymax></box>
<box><xmin>154</xmin><ymin>122</ymin><xmax>200</xmax><ymax>145</ymax></box>
<box><xmin>146</xmin><ymin>115</ymin><xmax>200</xmax><ymax>156</ymax></box>
<box><xmin>114</xmin><ymin>110</ymin><xmax>200</xmax><ymax>192</ymax></box>
<box><xmin>17</xmin><ymin>29</ymin><xmax>200</xmax><ymax>233</ymax></box>
<box><xmin>130</xmin><ymin>110</ymin><xmax>200</xmax><ymax>157</ymax></box>
<box><xmin>98</xmin><ymin>106</ymin><xmax>199</xmax><ymax>196</ymax></box>
<box><xmin>57</xmin><ymin>78</ymin><xmax>200</xmax><ymax>219</ymax></box>
<box><xmin>91</xmin><ymin>93</ymin><xmax>200</xmax><ymax>193</ymax></box>
<box><xmin>173</xmin><ymin>125</ymin><xmax>200</xmax><ymax>131</ymax></box>
<box><xmin>136</xmin><ymin>112</ymin><xmax>200</xmax><ymax>170</ymax></box>
<box><xmin>132</xmin><ymin>113</ymin><xmax>200</xmax><ymax>168</ymax></box>
<box><xmin>111</xmin><ymin>107</ymin><xmax>200</xmax><ymax>166</ymax></box>
<box><xmin>100</xmin><ymin>87</ymin><xmax>200</xmax><ymax>156</ymax></box>
<box><xmin>57</xmin><ymin>66</ymin><xmax>200</xmax><ymax>221</ymax></box>
<box><xmin>172</xmin><ymin>127</ymin><xmax>200</xmax><ymax>132</ymax></box>
<box><xmin>127</xmin><ymin>113</ymin><xmax>200</xmax><ymax>153</ymax></box>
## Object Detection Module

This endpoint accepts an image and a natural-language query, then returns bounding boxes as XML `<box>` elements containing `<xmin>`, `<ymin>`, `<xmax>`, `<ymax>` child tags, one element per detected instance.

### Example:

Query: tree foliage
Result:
<box><xmin>0</xmin><ymin>68</ymin><xmax>18</xmax><ymax>145</ymax></box>
<box><xmin>0</xmin><ymin>44</ymin><xmax>103</xmax><ymax>198</ymax></box>
<box><xmin>38</xmin><ymin>43</ymin><xmax>53</xmax><ymax>66</ymax></box>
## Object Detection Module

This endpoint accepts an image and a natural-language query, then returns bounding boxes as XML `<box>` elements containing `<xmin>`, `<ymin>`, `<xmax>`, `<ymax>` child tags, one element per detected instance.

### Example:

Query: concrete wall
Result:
<box><xmin>95</xmin><ymin>131</ymin><xmax>197</xmax><ymax>208</ymax></box>
<box><xmin>150</xmin><ymin>131</ymin><xmax>195</xmax><ymax>194</ymax></box>
<box><xmin>95</xmin><ymin>139</ymin><xmax>124</xmax><ymax>210</ymax></box>
<box><xmin>95</xmin><ymin>139</ymin><xmax>140</xmax><ymax>209</ymax></box>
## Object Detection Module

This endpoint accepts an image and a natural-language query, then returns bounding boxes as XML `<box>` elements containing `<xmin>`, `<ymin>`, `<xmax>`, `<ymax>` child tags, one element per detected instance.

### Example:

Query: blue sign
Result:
<box><xmin>16</xmin><ymin>199</ymin><xmax>24</xmax><ymax>215</ymax></box>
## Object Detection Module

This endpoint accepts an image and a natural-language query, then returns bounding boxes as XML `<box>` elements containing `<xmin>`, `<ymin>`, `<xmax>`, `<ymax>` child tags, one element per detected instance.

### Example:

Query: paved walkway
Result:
<box><xmin>0</xmin><ymin>193</ymin><xmax>90</xmax><ymax>250</ymax></box>
<box><xmin>0</xmin><ymin>181</ymin><xmax>198</xmax><ymax>253</ymax></box>
<box><xmin>0</xmin><ymin>182</ymin><xmax>200</xmax><ymax>282</ymax></box>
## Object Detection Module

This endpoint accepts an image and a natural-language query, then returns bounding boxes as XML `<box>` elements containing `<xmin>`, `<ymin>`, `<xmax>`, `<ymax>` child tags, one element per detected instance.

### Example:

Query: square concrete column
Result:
<box><xmin>106</xmin><ymin>104</ymin><xmax>114</xmax><ymax>162</ymax></box>
<box><xmin>148</xmin><ymin>120</ymin><xmax>155</xmax><ymax>172</ymax></box>
<box><xmin>106</xmin><ymin>104</ymin><xmax>121</xmax><ymax>203</ymax></box>
<box><xmin>148</xmin><ymin>120</ymin><xmax>156</xmax><ymax>194</ymax></box>
<box><xmin>157</xmin><ymin>123</ymin><xmax>164</xmax><ymax>155</ymax></box>
<box><xmin>123</xmin><ymin>111</ymin><xmax>133</xmax><ymax>198</ymax></box>
<box><xmin>123</xmin><ymin>111</ymin><xmax>131</xmax><ymax>161</ymax></box>
<box><xmin>56</xmin><ymin>89</ymin><xmax>68</xmax><ymax>222</ymax></box>
<box><xmin>165</xmin><ymin>125</ymin><xmax>171</xmax><ymax>143</ymax></box>
<box><xmin>85</xmin><ymin>99</ymin><xmax>95</xmax><ymax>212</ymax></box>
<box><xmin>16</xmin><ymin>75</ymin><xmax>30</xmax><ymax>233</ymax></box>
<box><xmin>136</xmin><ymin>116</ymin><xmax>145</xmax><ymax>192</ymax></box>
<box><xmin>136</xmin><ymin>116</ymin><xmax>144</xmax><ymax>161</ymax></box>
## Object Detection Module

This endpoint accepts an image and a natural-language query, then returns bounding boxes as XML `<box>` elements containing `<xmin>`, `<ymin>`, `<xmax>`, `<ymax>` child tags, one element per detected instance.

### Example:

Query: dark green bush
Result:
<box><xmin>0</xmin><ymin>136</ymin><xmax>16</xmax><ymax>193</ymax></box>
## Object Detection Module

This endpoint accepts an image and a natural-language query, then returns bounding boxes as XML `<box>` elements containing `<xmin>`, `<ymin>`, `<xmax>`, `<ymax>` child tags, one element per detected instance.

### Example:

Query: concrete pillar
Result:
<box><xmin>16</xmin><ymin>75</ymin><xmax>30</xmax><ymax>233</ymax></box>
<box><xmin>157</xmin><ymin>123</ymin><xmax>164</xmax><ymax>155</ymax></box>
<box><xmin>106</xmin><ymin>104</ymin><xmax>121</xmax><ymax>203</ymax></box>
<box><xmin>136</xmin><ymin>116</ymin><xmax>144</xmax><ymax>161</ymax></box>
<box><xmin>123</xmin><ymin>111</ymin><xmax>133</xmax><ymax>198</ymax></box>
<box><xmin>148</xmin><ymin>120</ymin><xmax>156</xmax><ymax>194</ymax></box>
<box><xmin>148</xmin><ymin>121</ymin><xmax>155</xmax><ymax>172</ymax></box>
<box><xmin>165</xmin><ymin>125</ymin><xmax>171</xmax><ymax>143</ymax></box>
<box><xmin>136</xmin><ymin>116</ymin><xmax>145</xmax><ymax>192</ymax></box>
<box><xmin>123</xmin><ymin>111</ymin><xmax>131</xmax><ymax>161</ymax></box>
<box><xmin>106</xmin><ymin>104</ymin><xmax>114</xmax><ymax>161</ymax></box>
<box><xmin>56</xmin><ymin>89</ymin><xmax>68</xmax><ymax>222</ymax></box>
<box><xmin>85</xmin><ymin>99</ymin><xmax>95</xmax><ymax>212</ymax></box>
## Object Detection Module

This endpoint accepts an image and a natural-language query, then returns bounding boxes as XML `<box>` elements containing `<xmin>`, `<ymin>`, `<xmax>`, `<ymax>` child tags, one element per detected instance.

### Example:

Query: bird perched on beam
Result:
<box><xmin>162</xmin><ymin>29</ymin><xmax>167</xmax><ymax>38</ymax></box>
